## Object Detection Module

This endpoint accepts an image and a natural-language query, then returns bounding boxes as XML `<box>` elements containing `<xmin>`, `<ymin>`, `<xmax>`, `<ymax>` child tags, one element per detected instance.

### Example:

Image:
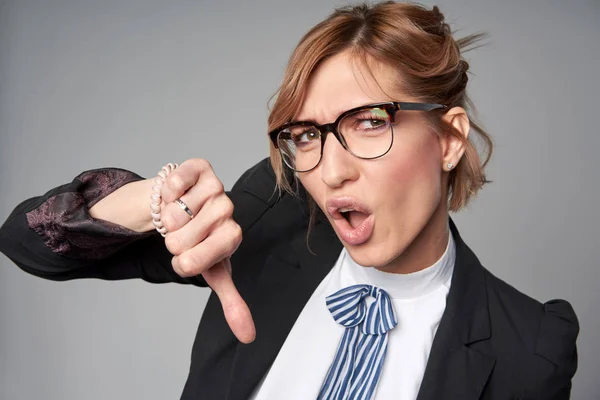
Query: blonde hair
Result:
<box><xmin>267</xmin><ymin>1</ymin><xmax>492</xmax><ymax>234</ymax></box>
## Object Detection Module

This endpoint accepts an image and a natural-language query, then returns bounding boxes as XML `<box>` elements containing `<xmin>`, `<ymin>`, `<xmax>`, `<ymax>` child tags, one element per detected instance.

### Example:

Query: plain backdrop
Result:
<box><xmin>0</xmin><ymin>0</ymin><xmax>598</xmax><ymax>399</ymax></box>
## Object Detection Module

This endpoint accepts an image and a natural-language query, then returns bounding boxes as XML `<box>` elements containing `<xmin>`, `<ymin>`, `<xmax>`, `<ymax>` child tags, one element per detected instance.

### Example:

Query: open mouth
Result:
<box><xmin>340</xmin><ymin>209</ymin><xmax>369</xmax><ymax>229</ymax></box>
<box><xmin>326</xmin><ymin>198</ymin><xmax>374</xmax><ymax>245</ymax></box>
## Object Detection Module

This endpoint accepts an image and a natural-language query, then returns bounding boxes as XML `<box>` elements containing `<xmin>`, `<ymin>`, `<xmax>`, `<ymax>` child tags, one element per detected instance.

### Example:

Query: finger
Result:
<box><xmin>203</xmin><ymin>259</ymin><xmax>256</xmax><ymax>344</ymax></box>
<box><xmin>164</xmin><ymin>195</ymin><xmax>234</xmax><ymax>256</ymax></box>
<box><xmin>171</xmin><ymin>220</ymin><xmax>242</xmax><ymax>277</ymax></box>
<box><xmin>161</xmin><ymin>167</ymin><xmax>225</xmax><ymax>232</ymax></box>
<box><xmin>161</xmin><ymin>159</ymin><xmax>211</xmax><ymax>204</ymax></box>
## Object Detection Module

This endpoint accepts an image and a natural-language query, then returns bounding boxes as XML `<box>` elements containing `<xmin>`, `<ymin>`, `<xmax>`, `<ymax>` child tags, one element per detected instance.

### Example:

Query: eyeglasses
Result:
<box><xmin>269</xmin><ymin>101</ymin><xmax>447</xmax><ymax>172</ymax></box>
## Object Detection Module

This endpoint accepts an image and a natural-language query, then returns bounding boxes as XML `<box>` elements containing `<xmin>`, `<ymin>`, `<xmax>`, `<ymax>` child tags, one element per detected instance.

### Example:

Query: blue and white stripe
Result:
<box><xmin>318</xmin><ymin>284</ymin><xmax>398</xmax><ymax>400</ymax></box>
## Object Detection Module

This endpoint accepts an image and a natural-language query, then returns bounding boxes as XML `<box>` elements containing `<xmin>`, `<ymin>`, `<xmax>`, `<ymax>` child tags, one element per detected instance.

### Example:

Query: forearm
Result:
<box><xmin>89</xmin><ymin>178</ymin><xmax>156</xmax><ymax>233</ymax></box>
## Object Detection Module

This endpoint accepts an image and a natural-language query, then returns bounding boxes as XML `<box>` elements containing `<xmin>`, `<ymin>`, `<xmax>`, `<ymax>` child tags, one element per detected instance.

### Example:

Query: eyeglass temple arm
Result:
<box><xmin>396</xmin><ymin>102</ymin><xmax>447</xmax><ymax>111</ymax></box>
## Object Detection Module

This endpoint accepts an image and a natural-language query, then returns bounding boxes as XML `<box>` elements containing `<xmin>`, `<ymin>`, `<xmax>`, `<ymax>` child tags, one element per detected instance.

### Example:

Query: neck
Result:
<box><xmin>375</xmin><ymin>201</ymin><xmax>450</xmax><ymax>274</ymax></box>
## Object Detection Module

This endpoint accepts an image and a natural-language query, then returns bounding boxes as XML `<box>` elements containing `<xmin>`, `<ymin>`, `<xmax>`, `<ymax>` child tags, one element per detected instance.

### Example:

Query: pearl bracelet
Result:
<box><xmin>150</xmin><ymin>163</ymin><xmax>179</xmax><ymax>237</ymax></box>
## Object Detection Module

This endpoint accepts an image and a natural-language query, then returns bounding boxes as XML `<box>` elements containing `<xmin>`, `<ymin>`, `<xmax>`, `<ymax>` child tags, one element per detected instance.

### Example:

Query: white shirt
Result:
<box><xmin>250</xmin><ymin>232</ymin><xmax>456</xmax><ymax>400</ymax></box>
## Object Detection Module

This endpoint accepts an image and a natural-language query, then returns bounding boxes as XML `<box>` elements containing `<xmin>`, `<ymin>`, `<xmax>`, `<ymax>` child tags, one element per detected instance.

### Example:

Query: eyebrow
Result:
<box><xmin>293</xmin><ymin>103</ymin><xmax>380</xmax><ymax>124</ymax></box>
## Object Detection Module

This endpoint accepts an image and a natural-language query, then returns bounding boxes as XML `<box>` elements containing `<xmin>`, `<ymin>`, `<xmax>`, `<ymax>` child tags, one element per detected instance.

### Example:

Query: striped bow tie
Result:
<box><xmin>318</xmin><ymin>284</ymin><xmax>397</xmax><ymax>400</ymax></box>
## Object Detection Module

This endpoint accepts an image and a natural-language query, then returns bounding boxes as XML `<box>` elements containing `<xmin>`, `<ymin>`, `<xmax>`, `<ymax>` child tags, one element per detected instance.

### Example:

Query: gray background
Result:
<box><xmin>0</xmin><ymin>0</ymin><xmax>598</xmax><ymax>399</ymax></box>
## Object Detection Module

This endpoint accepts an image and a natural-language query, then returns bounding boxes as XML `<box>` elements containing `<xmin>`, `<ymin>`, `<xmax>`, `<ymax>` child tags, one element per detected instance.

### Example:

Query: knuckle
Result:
<box><xmin>200</xmin><ymin>158</ymin><xmax>213</xmax><ymax>170</ymax></box>
<box><xmin>171</xmin><ymin>257</ymin><xmax>182</xmax><ymax>276</ymax></box>
<box><xmin>193</xmin><ymin>158</ymin><xmax>212</xmax><ymax>172</ymax></box>
<box><xmin>207</xmin><ymin>178</ymin><xmax>224</xmax><ymax>196</ymax></box>
<box><xmin>225</xmin><ymin>223</ymin><xmax>242</xmax><ymax>253</ymax></box>
<box><xmin>166</xmin><ymin>173</ymin><xmax>186</xmax><ymax>194</ymax></box>
<box><xmin>231</xmin><ymin>224</ymin><xmax>243</xmax><ymax>250</ymax></box>
<box><xmin>178</xmin><ymin>252</ymin><xmax>202</xmax><ymax>276</ymax></box>
<box><xmin>179</xmin><ymin>159</ymin><xmax>193</xmax><ymax>168</ymax></box>
<box><xmin>221</xmin><ymin>198</ymin><xmax>235</xmax><ymax>218</ymax></box>
<box><xmin>164</xmin><ymin>232</ymin><xmax>184</xmax><ymax>255</ymax></box>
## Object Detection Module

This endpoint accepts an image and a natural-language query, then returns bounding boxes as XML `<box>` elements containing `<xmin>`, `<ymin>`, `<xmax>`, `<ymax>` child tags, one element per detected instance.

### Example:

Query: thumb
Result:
<box><xmin>202</xmin><ymin>258</ymin><xmax>256</xmax><ymax>344</ymax></box>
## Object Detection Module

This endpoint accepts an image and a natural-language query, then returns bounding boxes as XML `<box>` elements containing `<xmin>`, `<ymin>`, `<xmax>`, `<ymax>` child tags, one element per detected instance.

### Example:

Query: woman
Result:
<box><xmin>0</xmin><ymin>2</ymin><xmax>578</xmax><ymax>399</ymax></box>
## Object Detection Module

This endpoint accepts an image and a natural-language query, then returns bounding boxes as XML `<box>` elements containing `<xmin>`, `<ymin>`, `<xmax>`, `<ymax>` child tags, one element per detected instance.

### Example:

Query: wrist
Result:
<box><xmin>90</xmin><ymin>178</ymin><xmax>156</xmax><ymax>233</ymax></box>
<box><xmin>140</xmin><ymin>178</ymin><xmax>160</xmax><ymax>232</ymax></box>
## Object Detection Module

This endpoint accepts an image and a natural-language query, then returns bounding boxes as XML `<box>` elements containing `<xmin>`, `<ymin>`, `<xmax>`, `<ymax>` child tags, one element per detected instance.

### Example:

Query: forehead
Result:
<box><xmin>295</xmin><ymin>52</ymin><xmax>405</xmax><ymax>122</ymax></box>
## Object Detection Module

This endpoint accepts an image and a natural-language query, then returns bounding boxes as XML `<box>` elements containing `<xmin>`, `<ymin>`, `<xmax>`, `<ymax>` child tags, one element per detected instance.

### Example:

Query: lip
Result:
<box><xmin>326</xmin><ymin>196</ymin><xmax>374</xmax><ymax>246</ymax></box>
<box><xmin>326</xmin><ymin>196</ymin><xmax>372</xmax><ymax>220</ymax></box>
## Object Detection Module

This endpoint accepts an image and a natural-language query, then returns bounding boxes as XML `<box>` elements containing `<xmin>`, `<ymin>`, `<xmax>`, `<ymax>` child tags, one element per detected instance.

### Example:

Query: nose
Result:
<box><xmin>319</xmin><ymin>131</ymin><xmax>359</xmax><ymax>188</ymax></box>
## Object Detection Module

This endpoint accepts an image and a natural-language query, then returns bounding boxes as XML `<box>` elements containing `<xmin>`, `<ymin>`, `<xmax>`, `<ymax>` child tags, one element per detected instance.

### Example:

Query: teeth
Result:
<box><xmin>339</xmin><ymin>207</ymin><xmax>355</xmax><ymax>213</ymax></box>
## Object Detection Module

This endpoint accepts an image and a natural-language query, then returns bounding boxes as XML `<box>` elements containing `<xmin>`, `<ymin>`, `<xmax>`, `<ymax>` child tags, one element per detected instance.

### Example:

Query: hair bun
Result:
<box><xmin>430</xmin><ymin>5</ymin><xmax>451</xmax><ymax>36</ymax></box>
<box><xmin>431</xmin><ymin>5</ymin><xmax>445</xmax><ymax>24</ymax></box>
<box><xmin>457</xmin><ymin>59</ymin><xmax>469</xmax><ymax>90</ymax></box>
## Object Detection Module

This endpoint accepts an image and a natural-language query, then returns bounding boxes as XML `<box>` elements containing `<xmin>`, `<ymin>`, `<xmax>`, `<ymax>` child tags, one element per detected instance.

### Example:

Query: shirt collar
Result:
<box><xmin>342</xmin><ymin>230</ymin><xmax>456</xmax><ymax>299</ymax></box>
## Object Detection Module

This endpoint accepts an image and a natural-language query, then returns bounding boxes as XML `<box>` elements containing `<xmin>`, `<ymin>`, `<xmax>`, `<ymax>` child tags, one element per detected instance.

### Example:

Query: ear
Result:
<box><xmin>440</xmin><ymin>106</ymin><xmax>470</xmax><ymax>171</ymax></box>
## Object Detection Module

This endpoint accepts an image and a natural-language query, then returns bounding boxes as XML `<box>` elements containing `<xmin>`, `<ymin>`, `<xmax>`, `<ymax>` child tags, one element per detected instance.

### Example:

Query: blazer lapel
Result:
<box><xmin>227</xmin><ymin>217</ymin><xmax>343</xmax><ymax>400</ymax></box>
<box><xmin>416</xmin><ymin>219</ymin><xmax>495</xmax><ymax>400</ymax></box>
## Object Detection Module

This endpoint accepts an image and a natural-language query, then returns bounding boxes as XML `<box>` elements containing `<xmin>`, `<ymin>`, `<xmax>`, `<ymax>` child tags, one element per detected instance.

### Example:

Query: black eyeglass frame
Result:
<box><xmin>269</xmin><ymin>101</ymin><xmax>447</xmax><ymax>172</ymax></box>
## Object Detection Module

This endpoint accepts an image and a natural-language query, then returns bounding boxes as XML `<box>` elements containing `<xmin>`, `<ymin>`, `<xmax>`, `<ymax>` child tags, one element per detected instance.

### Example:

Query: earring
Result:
<box><xmin>446</xmin><ymin>162</ymin><xmax>453</xmax><ymax>170</ymax></box>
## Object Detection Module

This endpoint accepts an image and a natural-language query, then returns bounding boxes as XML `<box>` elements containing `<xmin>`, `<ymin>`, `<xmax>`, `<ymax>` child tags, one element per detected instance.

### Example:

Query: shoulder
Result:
<box><xmin>484</xmin><ymin>270</ymin><xmax>579</xmax><ymax>359</ymax></box>
<box><xmin>483</xmin><ymin>269</ymin><xmax>579</xmax><ymax>397</ymax></box>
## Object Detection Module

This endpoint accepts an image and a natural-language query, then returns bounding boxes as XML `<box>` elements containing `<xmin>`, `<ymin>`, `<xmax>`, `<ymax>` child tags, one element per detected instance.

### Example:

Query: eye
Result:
<box><xmin>341</xmin><ymin>108</ymin><xmax>391</xmax><ymax>134</ymax></box>
<box><xmin>291</xmin><ymin>127</ymin><xmax>320</xmax><ymax>145</ymax></box>
<box><xmin>357</xmin><ymin>118</ymin><xmax>387</xmax><ymax>130</ymax></box>
<box><xmin>350</xmin><ymin>116</ymin><xmax>390</xmax><ymax>133</ymax></box>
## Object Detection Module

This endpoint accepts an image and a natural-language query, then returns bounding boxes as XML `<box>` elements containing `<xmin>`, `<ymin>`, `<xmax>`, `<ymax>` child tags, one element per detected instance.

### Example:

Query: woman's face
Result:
<box><xmin>296</xmin><ymin>52</ymin><xmax>458</xmax><ymax>272</ymax></box>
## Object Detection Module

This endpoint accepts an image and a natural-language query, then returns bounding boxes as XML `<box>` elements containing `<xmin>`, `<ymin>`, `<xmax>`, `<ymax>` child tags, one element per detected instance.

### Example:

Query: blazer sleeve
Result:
<box><xmin>524</xmin><ymin>299</ymin><xmax>579</xmax><ymax>399</ymax></box>
<box><xmin>0</xmin><ymin>157</ymin><xmax>284</xmax><ymax>287</ymax></box>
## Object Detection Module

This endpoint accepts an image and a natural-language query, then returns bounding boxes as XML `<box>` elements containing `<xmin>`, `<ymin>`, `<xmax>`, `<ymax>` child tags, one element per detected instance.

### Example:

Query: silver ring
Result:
<box><xmin>174</xmin><ymin>198</ymin><xmax>194</xmax><ymax>219</ymax></box>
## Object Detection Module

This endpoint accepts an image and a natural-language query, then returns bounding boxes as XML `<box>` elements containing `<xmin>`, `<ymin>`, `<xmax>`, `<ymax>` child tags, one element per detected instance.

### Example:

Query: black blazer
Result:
<box><xmin>0</xmin><ymin>158</ymin><xmax>579</xmax><ymax>400</ymax></box>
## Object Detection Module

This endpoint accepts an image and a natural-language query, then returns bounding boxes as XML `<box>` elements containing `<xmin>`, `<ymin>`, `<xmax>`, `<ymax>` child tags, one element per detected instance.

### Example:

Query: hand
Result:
<box><xmin>159</xmin><ymin>158</ymin><xmax>255</xmax><ymax>344</ymax></box>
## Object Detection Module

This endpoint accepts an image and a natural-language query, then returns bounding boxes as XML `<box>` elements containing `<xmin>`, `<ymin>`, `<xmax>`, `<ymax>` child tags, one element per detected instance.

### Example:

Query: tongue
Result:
<box><xmin>348</xmin><ymin>211</ymin><xmax>368</xmax><ymax>229</ymax></box>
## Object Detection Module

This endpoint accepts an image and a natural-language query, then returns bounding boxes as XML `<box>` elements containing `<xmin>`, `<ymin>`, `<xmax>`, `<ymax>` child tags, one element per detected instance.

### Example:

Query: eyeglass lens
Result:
<box><xmin>277</xmin><ymin>106</ymin><xmax>393</xmax><ymax>172</ymax></box>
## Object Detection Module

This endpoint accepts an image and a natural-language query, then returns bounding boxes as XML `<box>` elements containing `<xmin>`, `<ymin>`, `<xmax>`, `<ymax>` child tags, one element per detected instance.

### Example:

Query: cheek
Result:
<box><xmin>298</xmin><ymin>174</ymin><xmax>325</xmax><ymax>206</ymax></box>
<box><xmin>377</xmin><ymin>131</ymin><xmax>442</xmax><ymax>194</ymax></box>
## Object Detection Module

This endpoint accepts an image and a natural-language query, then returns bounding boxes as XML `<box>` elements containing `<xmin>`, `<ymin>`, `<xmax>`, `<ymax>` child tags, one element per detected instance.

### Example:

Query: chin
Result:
<box><xmin>344</xmin><ymin>241</ymin><xmax>402</xmax><ymax>269</ymax></box>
